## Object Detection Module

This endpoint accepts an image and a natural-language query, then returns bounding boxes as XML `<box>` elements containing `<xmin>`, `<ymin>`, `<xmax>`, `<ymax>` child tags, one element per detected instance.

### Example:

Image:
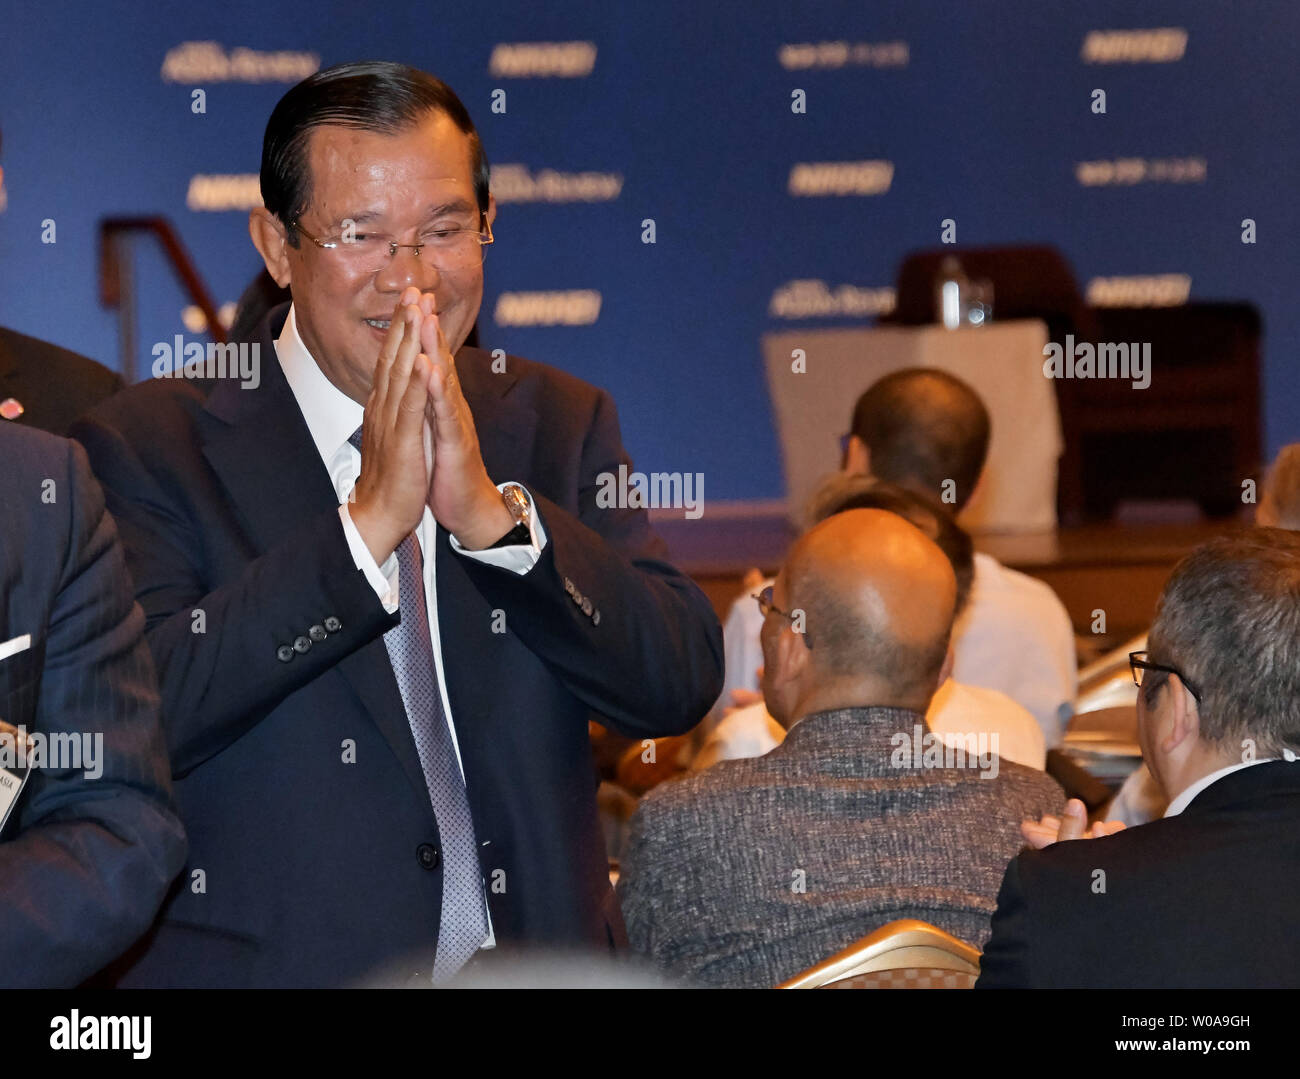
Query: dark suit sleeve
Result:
<box><xmin>70</xmin><ymin>415</ymin><xmax>395</xmax><ymax>776</ymax></box>
<box><xmin>0</xmin><ymin>440</ymin><xmax>187</xmax><ymax>987</ymax></box>
<box><xmin>975</xmin><ymin>854</ymin><xmax>1035</xmax><ymax>988</ymax></box>
<box><xmin>456</xmin><ymin>388</ymin><xmax>724</xmax><ymax>736</ymax></box>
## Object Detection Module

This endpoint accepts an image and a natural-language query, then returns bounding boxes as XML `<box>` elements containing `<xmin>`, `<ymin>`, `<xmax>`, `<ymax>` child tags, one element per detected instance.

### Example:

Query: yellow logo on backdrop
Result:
<box><xmin>494</xmin><ymin>291</ymin><xmax>602</xmax><ymax>327</ymax></box>
<box><xmin>186</xmin><ymin>175</ymin><xmax>263</xmax><ymax>212</ymax></box>
<box><xmin>769</xmin><ymin>281</ymin><xmax>897</xmax><ymax>320</ymax></box>
<box><xmin>490</xmin><ymin>165</ymin><xmax>622</xmax><ymax>204</ymax></box>
<box><xmin>1076</xmin><ymin>157</ymin><xmax>1206</xmax><ymax>186</ymax></box>
<box><xmin>778</xmin><ymin>40</ymin><xmax>909</xmax><ymax>70</ymax></box>
<box><xmin>788</xmin><ymin>161</ymin><xmax>894</xmax><ymax>197</ymax></box>
<box><xmin>1081</xmin><ymin>28</ymin><xmax>1188</xmax><ymax>64</ymax></box>
<box><xmin>162</xmin><ymin>41</ymin><xmax>320</xmax><ymax>83</ymax></box>
<box><xmin>1086</xmin><ymin>275</ymin><xmax>1192</xmax><ymax>308</ymax></box>
<box><xmin>488</xmin><ymin>42</ymin><xmax>597</xmax><ymax>78</ymax></box>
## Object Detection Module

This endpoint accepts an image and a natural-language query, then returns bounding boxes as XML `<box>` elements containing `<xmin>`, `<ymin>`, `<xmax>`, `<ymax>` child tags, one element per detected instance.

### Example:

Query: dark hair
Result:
<box><xmin>807</xmin><ymin>475</ymin><xmax>974</xmax><ymax>615</ymax></box>
<box><xmin>849</xmin><ymin>368</ymin><xmax>991</xmax><ymax>511</ymax></box>
<box><xmin>260</xmin><ymin>61</ymin><xmax>490</xmax><ymax>245</ymax></box>
<box><xmin>1148</xmin><ymin>529</ymin><xmax>1300</xmax><ymax>757</ymax></box>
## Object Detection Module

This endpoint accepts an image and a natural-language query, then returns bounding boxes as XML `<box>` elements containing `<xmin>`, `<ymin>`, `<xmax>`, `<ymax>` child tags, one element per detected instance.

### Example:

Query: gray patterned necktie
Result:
<box><xmin>349</xmin><ymin>428</ymin><xmax>488</xmax><ymax>982</ymax></box>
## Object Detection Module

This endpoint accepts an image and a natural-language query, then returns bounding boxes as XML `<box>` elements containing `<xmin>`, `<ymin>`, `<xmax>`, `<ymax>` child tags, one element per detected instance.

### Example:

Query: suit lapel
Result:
<box><xmin>198</xmin><ymin>304</ymin><xmax>430</xmax><ymax>806</ymax></box>
<box><xmin>454</xmin><ymin>345</ymin><xmax>537</xmax><ymax>486</ymax></box>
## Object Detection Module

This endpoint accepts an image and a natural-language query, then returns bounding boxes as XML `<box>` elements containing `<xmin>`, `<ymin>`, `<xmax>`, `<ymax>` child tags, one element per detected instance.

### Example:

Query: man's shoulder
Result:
<box><xmin>0</xmin><ymin>424</ymin><xmax>88</xmax><ymax>525</ymax></box>
<box><xmin>991</xmin><ymin>759</ymin><xmax>1066</xmax><ymax>806</ymax></box>
<box><xmin>635</xmin><ymin>757</ymin><xmax>772</xmax><ymax>827</ymax></box>
<box><xmin>457</xmin><ymin>345</ymin><xmax>609</xmax><ymax>411</ymax></box>
<box><xmin>0</xmin><ymin>325</ymin><xmax>120</xmax><ymax>389</ymax></box>
<box><xmin>1017</xmin><ymin>812</ymin><xmax>1184</xmax><ymax>887</ymax></box>
<box><xmin>975</xmin><ymin>553</ymin><xmax>1068</xmax><ymax>612</ymax></box>
<box><xmin>0</xmin><ymin>420</ymin><xmax>73</xmax><ymax>470</ymax></box>
<box><xmin>76</xmin><ymin>370</ymin><xmax>221</xmax><ymax>440</ymax></box>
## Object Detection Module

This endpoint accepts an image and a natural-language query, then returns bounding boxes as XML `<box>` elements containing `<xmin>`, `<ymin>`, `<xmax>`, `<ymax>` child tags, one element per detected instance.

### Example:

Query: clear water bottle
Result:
<box><xmin>935</xmin><ymin>255</ymin><xmax>969</xmax><ymax>329</ymax></box>
<box><xmin>934</xmin><ymin>256</ymin><xmax>993</xmax><ymax>328</ymax></box>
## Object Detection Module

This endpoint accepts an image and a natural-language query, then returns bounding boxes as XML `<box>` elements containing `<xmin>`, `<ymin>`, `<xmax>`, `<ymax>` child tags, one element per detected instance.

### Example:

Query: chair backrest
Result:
<box><xmin>777</xmin><ymin>919</ymin><xmax>981</xmax><ymax>989</ymax></box>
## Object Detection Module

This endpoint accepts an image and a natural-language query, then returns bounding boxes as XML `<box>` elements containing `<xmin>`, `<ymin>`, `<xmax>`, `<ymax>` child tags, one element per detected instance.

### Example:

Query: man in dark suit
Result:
<box><xmin>0</xmin><ymin>424</ymin><xmax>186</xmax><ymax>986</ymax></box>
<box><xmin>978</xmin><ymin>529</ymin><xmax>1300</xmax><ymax>988</ymax></box>
<box><xmin>0</xmin><ymin>326</ymin><xmax>124</xmax><ymax>435</ymax></box>
<box><xmin>618</xmin><ymin>510</ymin><xmax>1062</xmax><ymax>988</ymax></box>
<box><xmin>71</xmin><ymin>61</ymin><xmax>722</xmax><ymax>987</ymax></box>
<box><xmin>0</xmin><ymin>129</ymin><xmax>124</xmax><ymax>435</ymax></box>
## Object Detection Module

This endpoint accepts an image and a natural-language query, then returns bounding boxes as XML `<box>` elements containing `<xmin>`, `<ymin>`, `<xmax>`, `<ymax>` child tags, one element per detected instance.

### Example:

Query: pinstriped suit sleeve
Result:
<box><xmin>0</xmin><ymin>438</ymin><xmax>187</xmax><ymax>987</ymax></box>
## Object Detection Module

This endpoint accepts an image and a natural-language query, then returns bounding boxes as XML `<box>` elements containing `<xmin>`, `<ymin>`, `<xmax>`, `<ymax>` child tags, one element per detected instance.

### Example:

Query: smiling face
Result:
<box><xmin>250</xmin><ymin>109</ymin><xmax>495</xmax><ymax>404</ymax></box>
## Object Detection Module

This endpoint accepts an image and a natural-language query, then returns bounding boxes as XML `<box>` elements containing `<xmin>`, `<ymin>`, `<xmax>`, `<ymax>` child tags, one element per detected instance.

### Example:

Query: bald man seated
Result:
<box><xmin>617</xmin><ymin>511</ymin><xmax>1063</xmax><ymax>988</ymax></box>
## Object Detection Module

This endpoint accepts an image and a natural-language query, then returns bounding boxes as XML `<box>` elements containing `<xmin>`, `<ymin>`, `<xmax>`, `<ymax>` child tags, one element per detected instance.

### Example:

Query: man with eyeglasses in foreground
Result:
<box><xmin>71</xmin><ymin>61</ymin><xmax>722</xmax><ymax>987</ymax></box>
<box><xmin>978</xmin><ymin>529</ymin><xmax>1300</xmax><ymax>988</ymax></box>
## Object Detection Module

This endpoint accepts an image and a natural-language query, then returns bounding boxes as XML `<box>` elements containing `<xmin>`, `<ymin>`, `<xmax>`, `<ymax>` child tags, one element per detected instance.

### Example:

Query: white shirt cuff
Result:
<box><xmin>450</xmin><ymin>483</ymin><xmax>548</xmax><ymax>575</ymax></box>
<box><xmin>338</xmin><ymin>503</ymin><xmax>399</xmax><ymax>612</ymax></box>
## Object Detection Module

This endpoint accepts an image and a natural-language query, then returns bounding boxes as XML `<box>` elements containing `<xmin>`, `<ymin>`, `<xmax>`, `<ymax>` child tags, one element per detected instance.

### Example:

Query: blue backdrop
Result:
<box><xmin>1</xmin><ymin>0</ymin><xmax>1296</xmax><ymax>503</ymax></box>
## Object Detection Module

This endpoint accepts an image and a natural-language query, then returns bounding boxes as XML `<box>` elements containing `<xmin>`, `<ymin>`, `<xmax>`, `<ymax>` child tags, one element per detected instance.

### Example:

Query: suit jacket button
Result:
<box><xmin>276</xmin><ymin>644</ymin><xmax>294</xmax><ymax>663</ymax></box>
<box><xmin>417</xmin><ymin>843</ymin><xmax>440</xmax><ymax>870</ymax></box>
<box><xmin>293</xmin><ymin>635</ymin><xmax>312</xmax><ymax>654</ymax></box>
<box><xmin>592</xmin><ymin>610</ymin><xmax>601</xmax><ymax>625</ymax></box>
<box><xmin>309</xmin><ymin>624</ymin><xmax>328</xmax><ymax>643</ymax></box>
<box><xmin>581</xmin><ymin>597</ymin><xmax>593</xmax><ymax>616</ymax></box>
<box><xmin>323</xmin><ymin>616</ymin><xmax>342</xmax><ymax>633</ymax></box>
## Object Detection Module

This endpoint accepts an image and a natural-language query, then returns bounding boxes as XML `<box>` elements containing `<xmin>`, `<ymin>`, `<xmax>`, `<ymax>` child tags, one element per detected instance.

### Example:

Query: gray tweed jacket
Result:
<box><xmin>618</xmin><ymin>706</ymin><xmax>1064</xmax><ymax>988</ymax></box>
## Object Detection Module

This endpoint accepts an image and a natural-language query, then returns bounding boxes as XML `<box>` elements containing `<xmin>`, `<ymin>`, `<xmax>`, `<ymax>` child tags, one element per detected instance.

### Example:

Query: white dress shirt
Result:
<box><xmin>275</xmin><ymin>304</ymin><xmax>548</xmax><ymax>950</ymax></box>
<box><xmin>927</xmin><ymin>679</ymin><xmax>1047</xmax><ymax>770</ymax></box>
<box><xmin>950</xmin><ymin>552</ymin><xmax>1077</xmax><ymax>748</ymax></box>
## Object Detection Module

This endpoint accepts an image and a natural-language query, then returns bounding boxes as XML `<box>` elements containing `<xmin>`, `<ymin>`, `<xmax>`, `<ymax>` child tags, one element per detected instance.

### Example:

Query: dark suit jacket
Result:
<box><xmin>0</xmin><ymin>325</ymin><xmax>123</xmax><ymax>435</ymax></box>
<box><xmin>70</xmin><ymin>302</ymin><xmax>723</xmax><ymax>987</ymax></box>
<box><xmin>977</xmin><ymin>759</ymin><xmax>1300</xmax><ymax>988</ymax></box>
<box><xmin>0</xmin><ymin>424</ymin><xmax>186</xmax><ymax>987</ymax></box>
<box><xmin>618</xmin><ymin>707</ymin><xmax>1063</xmax><ymax>987</ymax></box>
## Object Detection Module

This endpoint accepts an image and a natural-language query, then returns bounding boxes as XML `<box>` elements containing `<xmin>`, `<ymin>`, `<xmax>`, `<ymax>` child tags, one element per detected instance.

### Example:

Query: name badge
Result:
<box><xmin>0</xmin><ymin>634</ymin><xmax>33</xmax><ymax>834</ymax></box>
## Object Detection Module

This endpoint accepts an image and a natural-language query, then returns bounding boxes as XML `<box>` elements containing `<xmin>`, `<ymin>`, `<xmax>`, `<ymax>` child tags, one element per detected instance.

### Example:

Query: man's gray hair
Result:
<box><xmin>1148</xmin><ymin>528</ymin><xmax>1300</xmax><ymax>756</ymax></box>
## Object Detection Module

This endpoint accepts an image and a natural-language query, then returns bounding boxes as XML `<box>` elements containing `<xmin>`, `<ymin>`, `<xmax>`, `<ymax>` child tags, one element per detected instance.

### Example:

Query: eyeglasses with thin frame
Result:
<box><xmin>1129</xmin><ymin>650</ymin><xmax>1201</xmax><ymax>703</ymax></box>
<box><xmin>291</xmin><ymin>213</ymin><xmax>494</xmax><ymax>273</ymax></box>
<box><xmin>754</xmin><ymin>585</ymin><xmax>813</xmax><ymax>648</ymax></box>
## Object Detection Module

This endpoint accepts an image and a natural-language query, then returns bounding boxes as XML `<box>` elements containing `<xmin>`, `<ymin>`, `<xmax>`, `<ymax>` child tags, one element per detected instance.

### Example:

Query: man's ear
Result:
<box><xmin>935</xmin><ymin>646</ymin><xmax>955</xmax><ymax>693</ymax></box>
<box><xmin>844</xmin><ymin>434</ymin><xmax>871</xmax><ymax>476</ymax></box>
<box><xmin>249</xmin><ymin>208</ymin><xmax>292</xmax><ymax>288</ymax></box>
<box><xmin>485</xmin><ymin>191</ymin><xmax>497</xmax><ymax>232</ymax></box>
<box><xmin>777</xmin><ymin>619</ymin><xmax>813</xmax><ymax>687</ymax></box>
<box><xmin>1160</xmin><ymin>674</ymin><xmax>1198</xmax><ymax>755</ymax></box>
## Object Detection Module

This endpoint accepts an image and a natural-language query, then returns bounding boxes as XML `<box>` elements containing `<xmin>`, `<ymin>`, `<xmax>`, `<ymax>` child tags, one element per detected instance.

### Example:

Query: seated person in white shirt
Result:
<box><xmin>842</xmin><ymin>368</ymin><xmax>1076</xmax><ymax>746</ymax></box>
<box><xmin>696</xmin><ymin>476</ymin><xmax>1045</xmax><ymax>771</ymax></box>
